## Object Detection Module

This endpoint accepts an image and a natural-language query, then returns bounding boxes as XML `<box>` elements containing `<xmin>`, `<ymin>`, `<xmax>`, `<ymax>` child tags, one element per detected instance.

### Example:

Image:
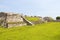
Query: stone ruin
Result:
<box><xmin>0</xmin><ymin>12</ymin><xmax>33</xmax><ymax>28</ymax></box>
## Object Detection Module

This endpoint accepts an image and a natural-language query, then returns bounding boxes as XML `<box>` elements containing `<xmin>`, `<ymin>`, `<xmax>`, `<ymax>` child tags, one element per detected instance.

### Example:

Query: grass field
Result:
<box><xmin>0</xmin><ymin>22</ymin><xmax>60</xmax><ymax>40</ymax></box>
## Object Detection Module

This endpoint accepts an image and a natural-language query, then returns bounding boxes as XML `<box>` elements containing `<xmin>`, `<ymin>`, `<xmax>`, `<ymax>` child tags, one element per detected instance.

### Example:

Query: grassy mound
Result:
<box><xmin>25</xmin><ymin>16</ymin><xmax>40</xmax><ymax>22</ymax></box>
<box><xmin>0</xmin><ymin>22</ymin><xmax>60</xmax><ymax>40</ymax></box>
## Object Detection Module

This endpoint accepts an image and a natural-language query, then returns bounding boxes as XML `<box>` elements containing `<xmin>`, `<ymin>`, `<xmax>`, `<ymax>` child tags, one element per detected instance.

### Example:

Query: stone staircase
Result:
<box><xmin>21</xmin><ymin>16</ymin><xmax>34</xmax><ymax>25</ymax></box>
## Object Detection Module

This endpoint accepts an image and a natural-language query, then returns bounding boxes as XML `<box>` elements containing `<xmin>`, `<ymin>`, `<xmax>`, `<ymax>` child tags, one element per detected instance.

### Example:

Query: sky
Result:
<box><xmin>0</xmin><ymin>0</ymin><xmax>60</xmax><ymax>19</ymax></box>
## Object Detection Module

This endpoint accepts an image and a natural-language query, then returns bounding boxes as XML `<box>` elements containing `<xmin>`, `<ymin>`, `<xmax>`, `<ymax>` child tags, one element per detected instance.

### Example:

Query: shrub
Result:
<box><xmin>56</xmin><ymin>16</ymin><xmax>60</xmax><ymax>20</ymax></box>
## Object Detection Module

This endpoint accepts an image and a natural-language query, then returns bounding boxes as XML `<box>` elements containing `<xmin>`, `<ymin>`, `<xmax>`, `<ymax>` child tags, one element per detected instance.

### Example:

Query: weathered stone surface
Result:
<box><xmin>43</xmin><ymin>17</ymin><xmax>54</xmax><ymax>22</ymax></box>
<box><xmin>0</xmin><ymin>12</ymin><xmax>33</xmax><ymax>28</ymax></box>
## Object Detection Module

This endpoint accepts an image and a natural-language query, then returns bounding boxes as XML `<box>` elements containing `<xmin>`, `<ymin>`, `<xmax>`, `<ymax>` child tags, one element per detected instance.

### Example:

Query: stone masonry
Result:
<box><xmin>0</xmin><ymin>12</ymin><xmax>33</xmax><ymax>28</ymax></box>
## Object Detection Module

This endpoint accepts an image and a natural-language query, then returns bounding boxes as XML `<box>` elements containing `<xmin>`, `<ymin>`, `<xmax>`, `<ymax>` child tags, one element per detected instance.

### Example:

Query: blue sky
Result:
<box><xmin>0</xmin><ymin>0</ymin><xmax>60</xmax><ymax>19</ymax></box>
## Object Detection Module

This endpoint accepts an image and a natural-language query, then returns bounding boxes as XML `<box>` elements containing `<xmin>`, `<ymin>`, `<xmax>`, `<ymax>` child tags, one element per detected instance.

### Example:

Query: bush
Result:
<box><xmin>56</xmin><ymin>16</ymin><xmax>60</xmax><ymax>20</ymax></box>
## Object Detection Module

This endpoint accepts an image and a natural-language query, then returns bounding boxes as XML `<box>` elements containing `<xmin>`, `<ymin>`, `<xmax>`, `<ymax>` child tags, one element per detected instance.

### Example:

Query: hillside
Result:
<box><xmin>0</xmin><ymin>22</ymin><xmax>60</xmax><ymax>40</ymax></box>
<box><xmin>25</xmin><ymin>16</ymin><xmax>42</xmax><ymax>24</ymax></box>
<box><xmin>25</xmin><ymin>16</ymin><xmax>40</xmax><ymax>22</ymax></box>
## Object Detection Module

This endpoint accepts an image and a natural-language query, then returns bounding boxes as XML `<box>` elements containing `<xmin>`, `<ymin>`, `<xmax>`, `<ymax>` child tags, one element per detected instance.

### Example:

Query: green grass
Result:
<box><xmin>0</xmin><ymin>22</ymin><xmax>60</xmax><ymax>40</ymax></box>
<box><xmin>25</xmin><ymin>16</ymin><xmax>40</xmax><ymax>21</ymax></box>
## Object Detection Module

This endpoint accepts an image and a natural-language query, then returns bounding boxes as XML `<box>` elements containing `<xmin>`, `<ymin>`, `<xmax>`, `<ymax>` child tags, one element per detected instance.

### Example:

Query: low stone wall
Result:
<box><xmin>54</xmin><ymin>20</ymin><xmax>60</xmax><ymax>22</ymax></box>
<box><xmin>8</xmin><ymin>23</ymin><xmax>27</xmax><ymax>28</ymax></box>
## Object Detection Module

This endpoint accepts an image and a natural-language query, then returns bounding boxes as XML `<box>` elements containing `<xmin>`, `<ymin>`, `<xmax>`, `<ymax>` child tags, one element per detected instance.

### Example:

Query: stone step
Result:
<box><xmin>21</xmin><ymin>16</ymin><xmax>34</xmax><ymax>25</ymax></box>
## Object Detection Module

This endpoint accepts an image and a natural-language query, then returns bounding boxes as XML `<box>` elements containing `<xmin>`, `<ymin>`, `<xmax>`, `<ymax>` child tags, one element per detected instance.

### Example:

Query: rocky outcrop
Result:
<box><xmin>0</xmin><ymin>12</ymin><xmax>33</xmax><ymax>28</ymax></box>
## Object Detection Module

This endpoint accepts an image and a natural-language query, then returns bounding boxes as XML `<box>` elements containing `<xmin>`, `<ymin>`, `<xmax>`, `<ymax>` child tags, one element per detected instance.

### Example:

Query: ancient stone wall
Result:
<box><xmin>0</xmin><ymin>12</ymin><xmax>27</xmax><ymax>28</ymax></box>
<box><xmin>0</xmin><ymin>12</ymin><xmax>7</xmax><ymax>27</ymax></box>
<box><xmin>0</xmin><ymin>12</ymin><xmax>33</xmax><ymax>28</ymax></box>
<box><xmin>6</xmin><ymin>13</ymin><xmax>23</xmax><ymax>23</ymax></box>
